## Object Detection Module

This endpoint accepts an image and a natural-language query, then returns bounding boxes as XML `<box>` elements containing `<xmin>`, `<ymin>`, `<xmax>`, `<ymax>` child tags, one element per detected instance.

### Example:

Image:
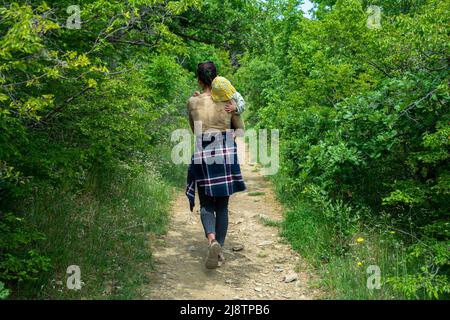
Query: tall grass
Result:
<box><xmin>14</xmin><ymin>147</ymin><xmax>185</xmax><ymax>299</ymax></box>
<box><xmin>272</xmin><ymin>175</ymin><xmax>412</xmax><ymax>300</ymax></box>
<box><xmin>281</xmin><ymin>204</ymin><xmax>410</xmax><ymax>299</ymax></box>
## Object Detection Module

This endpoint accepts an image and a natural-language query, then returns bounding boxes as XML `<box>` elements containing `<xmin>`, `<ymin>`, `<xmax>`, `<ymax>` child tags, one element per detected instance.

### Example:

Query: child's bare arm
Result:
<box><xmin>224</xmin><ymin>99</ymin><xmax>237</xmax><ymax>113</ymax></box>
<box><xmin>230</xmin><ymin>92</ymin><xmax>245</xmax><ymax>114</ymax></box>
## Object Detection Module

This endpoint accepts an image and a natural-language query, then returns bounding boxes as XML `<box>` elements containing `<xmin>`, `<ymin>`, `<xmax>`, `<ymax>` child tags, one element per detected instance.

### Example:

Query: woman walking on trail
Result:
<box><xmin>186</xmin><ymin>61</ymin><xmax>246</xmax><ymax>269</ymax></box>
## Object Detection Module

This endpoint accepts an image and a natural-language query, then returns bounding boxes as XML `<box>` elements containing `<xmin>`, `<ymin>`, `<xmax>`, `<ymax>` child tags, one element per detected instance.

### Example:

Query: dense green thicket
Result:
<box><xmin>236</xmin><ymin>0</ymin><xmax>449</xmax><ymax>299</ymax></box>
<box><xmin>1</xmin><ymin>0</ymin><xmax>448</xmax><ymax>299</ymax></box>
<box><xmin>0</xmin><ymin>0</ymin><xmax>240</xmax><ymax>298</ymax></box>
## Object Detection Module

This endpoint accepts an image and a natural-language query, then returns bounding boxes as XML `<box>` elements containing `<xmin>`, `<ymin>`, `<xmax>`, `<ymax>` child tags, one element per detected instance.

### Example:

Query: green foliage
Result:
<box><xmin>1</xmin><ymin>0</ymin><xmax>448</xmax><ymax>300</ymax></box>
<box><xmin>387</xmin><ymin>219</ymin><xmax>450</xmax><ymax>299</ymax></box>
<box><xmin>0</xmin><ymin>0</ymin><xmax>203</xmax><ymax>297</ymax></box>
<box><xmin>238</xmin><ymin>0</ymin><xmax>449</xmax><ymax>299</ymax></box>
<box><xmin>0</xmin><ymin>281</ymin><xmax>9</xmax><ymax>299</ymax></box>
<box><xmin>0</xmin><ymin>212</ymin><xmax>51</xmax><ymax>282</ymax></box>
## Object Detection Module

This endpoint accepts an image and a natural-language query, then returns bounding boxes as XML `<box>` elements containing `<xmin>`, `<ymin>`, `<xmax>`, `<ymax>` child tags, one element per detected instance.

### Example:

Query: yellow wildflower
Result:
<box><xmin>357</xmin><ymin>261</ymin><xmax>363</xmax><ymax>267</ymax></box>
<box><xmin>356</xmin><ymin>237</ymin><xmax>365</xmax><ymax>243</ymax></box>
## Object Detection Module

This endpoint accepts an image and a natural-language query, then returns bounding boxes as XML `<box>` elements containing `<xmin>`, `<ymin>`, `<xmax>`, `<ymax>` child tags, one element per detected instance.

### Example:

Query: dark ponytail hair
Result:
<box><xmin>197</xmin><ymin>61</ymin><xmax>217</xmax><ymax>87</ymax></box>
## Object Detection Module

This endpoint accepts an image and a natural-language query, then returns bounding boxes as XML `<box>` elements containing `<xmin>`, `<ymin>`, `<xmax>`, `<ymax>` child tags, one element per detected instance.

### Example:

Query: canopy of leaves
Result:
<box><xmin>0</xmin><ymin>0</ymin><xmax>448</xmax><ymax>299</ymax></box>
<box><xmin>236</xmin><ymin>0</ymin><xmax>449</xmax><ymax>299</ymax></box>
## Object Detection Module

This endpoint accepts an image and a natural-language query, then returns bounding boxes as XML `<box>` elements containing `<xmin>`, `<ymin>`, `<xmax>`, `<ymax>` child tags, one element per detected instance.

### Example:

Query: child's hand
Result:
<box><xmin>224</xmin><ymin>100</ymin><xmax>237</xmax><ymax>113</ymax></box>
<box><xmin>193</xmin><ymin>91</ymin><xmax>200</xmax><ymax>97</ymax></box>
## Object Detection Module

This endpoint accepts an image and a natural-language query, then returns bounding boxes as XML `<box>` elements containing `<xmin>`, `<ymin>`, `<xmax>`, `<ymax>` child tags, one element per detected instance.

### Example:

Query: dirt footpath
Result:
<box><xmin>143</xmin><ymin>139</ymin><xmax>322</xmax><ymax>300</ymax></box>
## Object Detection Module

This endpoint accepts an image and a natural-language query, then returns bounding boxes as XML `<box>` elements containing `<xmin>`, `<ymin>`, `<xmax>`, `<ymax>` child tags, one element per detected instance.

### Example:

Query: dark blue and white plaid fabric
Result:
<box><xmin>186</xmin><ymin>131</ymin><xmax>246</xmax><ymax>211</ymax></box>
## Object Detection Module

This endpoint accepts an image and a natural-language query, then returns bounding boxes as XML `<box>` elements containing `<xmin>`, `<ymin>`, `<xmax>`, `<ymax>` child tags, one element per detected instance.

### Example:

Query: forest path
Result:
<box><xmin>142</xmin><ymin>138</ymin><xmax>321</xmax><ymax>300</ymax></box>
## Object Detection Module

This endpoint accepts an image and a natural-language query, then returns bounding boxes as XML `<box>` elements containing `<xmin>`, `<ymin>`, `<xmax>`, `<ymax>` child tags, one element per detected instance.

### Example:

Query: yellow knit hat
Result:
<box><xmin>211</xmin><ymin>76</ymin><xmax>236</xmax><ymax>102</ymax></box>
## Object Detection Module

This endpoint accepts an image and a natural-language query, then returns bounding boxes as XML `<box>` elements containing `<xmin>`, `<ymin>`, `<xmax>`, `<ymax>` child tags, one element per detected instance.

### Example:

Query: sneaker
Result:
<box><xmin>218</xmin><ymin>251</ymin><xmax>225</xmax><ymax>262</ymax></box>
<box><xmin>205</xmin><ymin>240</ymin><xmax>221</xmax><ymax>269</ymax></box>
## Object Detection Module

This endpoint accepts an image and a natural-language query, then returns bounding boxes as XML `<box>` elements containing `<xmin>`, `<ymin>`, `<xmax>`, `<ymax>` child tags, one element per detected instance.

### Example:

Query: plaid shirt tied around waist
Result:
<box><xmin>186</xmin><ymin>130</ymin><xmax>246</xmax><ymax>211</ymax></box>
